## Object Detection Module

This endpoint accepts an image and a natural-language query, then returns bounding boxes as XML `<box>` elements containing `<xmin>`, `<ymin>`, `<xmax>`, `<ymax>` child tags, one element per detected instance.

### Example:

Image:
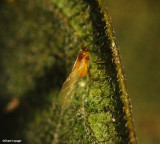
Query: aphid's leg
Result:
<box><xmin>90</xmin><ymin>60</ymin><xmax>105</xmax><ymax>64</ymax></box>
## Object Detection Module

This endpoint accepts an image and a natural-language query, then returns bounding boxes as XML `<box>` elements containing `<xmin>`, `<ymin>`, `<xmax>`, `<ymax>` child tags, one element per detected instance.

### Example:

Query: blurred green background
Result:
<box><xmin>106</xmin><ymin>0</ymin><xmax>160</xmax><ymax>143</ymax></box>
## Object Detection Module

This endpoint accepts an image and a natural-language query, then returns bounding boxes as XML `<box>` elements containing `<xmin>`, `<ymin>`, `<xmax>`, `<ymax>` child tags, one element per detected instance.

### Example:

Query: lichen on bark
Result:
<box><xmin>0</xmin><ymin>0</ymin><xmax>136</xmax><ymax>144</ymax></box>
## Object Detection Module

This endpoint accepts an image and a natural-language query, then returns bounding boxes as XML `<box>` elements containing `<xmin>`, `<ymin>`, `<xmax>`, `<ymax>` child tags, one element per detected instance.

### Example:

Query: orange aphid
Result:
<box><xmin>59</xmin><ymin>48</ymin><xmax>89</xmax><ymax>111</ymax></box>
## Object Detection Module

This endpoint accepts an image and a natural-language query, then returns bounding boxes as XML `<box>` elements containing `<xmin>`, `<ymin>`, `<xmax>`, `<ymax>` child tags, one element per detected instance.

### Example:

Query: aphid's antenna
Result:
<box><xmin>80</xmin><ymin>34</ymin><xmax>108</xmax><ymax>48</ymax></box>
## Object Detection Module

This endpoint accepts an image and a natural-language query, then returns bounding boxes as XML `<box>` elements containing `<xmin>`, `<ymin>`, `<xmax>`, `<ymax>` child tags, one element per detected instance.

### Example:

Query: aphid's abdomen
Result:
<box><xmin>80</xmin><ymin>64</ymin><xmax>88</xmax><ymax>77</ymax></box>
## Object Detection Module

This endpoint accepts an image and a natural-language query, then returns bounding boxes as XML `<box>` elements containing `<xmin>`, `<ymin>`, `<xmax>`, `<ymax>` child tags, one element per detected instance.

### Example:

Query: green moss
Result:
<box><xmin>87</xmin><ymin>83</ymin><xmax>110</xmax><ymax>111</ymax></box>
<box><xmin>90</xmin><ymin>63</ymin><xmax>99</xmax><ymax>79</ymax></box>
<box><xmin>88</xmin><ymin>112</ymin><xmax>114</xmax><ymax>142</ymax></box>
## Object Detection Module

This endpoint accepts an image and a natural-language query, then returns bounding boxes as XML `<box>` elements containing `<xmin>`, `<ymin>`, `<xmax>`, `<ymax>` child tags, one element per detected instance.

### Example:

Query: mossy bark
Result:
<box><xmin>0</xmin><ymin>0</ymin><xmax>136</xmax><ymax>144</ymax></box>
